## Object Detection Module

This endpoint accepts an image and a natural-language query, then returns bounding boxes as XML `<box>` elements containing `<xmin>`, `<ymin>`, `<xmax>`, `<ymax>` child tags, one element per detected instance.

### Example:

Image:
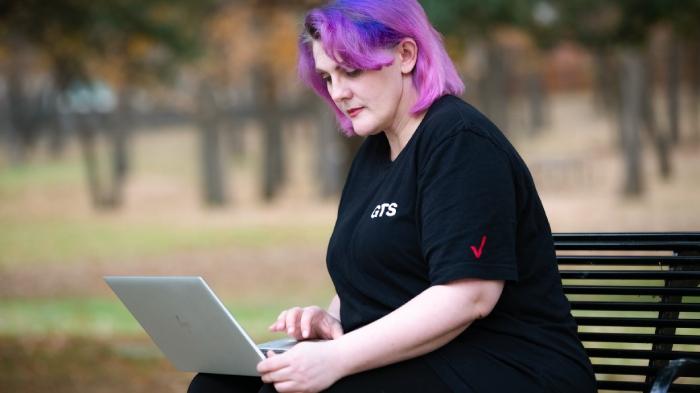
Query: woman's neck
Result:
<box><xmin>384</xmin><ymin>81</ymin><xmax>425</xmax><ymax>161</ymax></box>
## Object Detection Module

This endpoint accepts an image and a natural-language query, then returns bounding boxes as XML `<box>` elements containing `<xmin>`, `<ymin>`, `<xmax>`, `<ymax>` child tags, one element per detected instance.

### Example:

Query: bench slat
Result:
<box><xmin>553</xmin><ymin>232</ymin><xmax>700</xmax><ymax>252</ymax></box>
<box><xmin>563</xmin><ymin>286</ymin><xmax>700</xmax><ymax>296</ymax></box>
<box><xmin>593</xmin><ymin>363</ymin><xmax>654</xmax><ymax>376</ymax></box>
<box><xmin>554</xmin><ymin>232</ymin><xmax>700</xmax><ymax>242</ymax></box>
<box><xmin>588</xmin><ymin>348</ymin><xmax>700</xmax><ymax>360</ymax></box>
<box><xmin>596</xmin><ymin>380</ymin><xmax>700</xmax><ymax>392</ymax></box>
<box><xmin>575</xmin><ymin>317</ymin><xmax>700</xmax><ymax>328</ymax></box>
<box><xmin>580</xmin><ymin>332</ymin><xmax>700</xmax><ymax>345</ymax></box>
<box><xmin>592</xmin><ymin>364</ymin><xmax>700</xmax><ymax>377</ymax></box>
<box><xmin>556</xmin><ymin>242</ymin><xmax>700</xmax><ymax>251</ymax></box>
<box><xmin>595</xmin><ymin>379</ymin><xmax>649</xmax><ymax>391</ymax></box>
<box><xmin>557</xmin><ymin>255</ymin><xmax>700</xmax><ymax>265</ymax></box>
<box><xmin>561</xmin><ymin>271</ymin><xmax>700</xmax><ymax>280</ymax></box>
<box><xmin>570</xmin><ymin>301</ymin><xmax>700</xmax><ymax>312</ymax></box>
<box><xmin>665</xmin><ymin>386</ymin><xmax>700</xmax><ymax>393</ymax></box>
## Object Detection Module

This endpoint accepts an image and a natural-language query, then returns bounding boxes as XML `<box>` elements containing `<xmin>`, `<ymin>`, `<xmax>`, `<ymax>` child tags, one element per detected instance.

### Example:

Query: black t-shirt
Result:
<box><xmin>326</xmin><ymin>95</ymin><xmax>595</xmax><ymax>392</ymax></box>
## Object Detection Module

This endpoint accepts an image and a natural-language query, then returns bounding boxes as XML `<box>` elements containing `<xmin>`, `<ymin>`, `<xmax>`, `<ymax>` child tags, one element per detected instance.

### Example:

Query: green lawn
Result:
<box><xmin>0</xmin><ymin>159</ymin><xmax>83</xmax><ymax>191</ymax></box>
<box><xmin>0</xmin><ymin>217</ymin><xmax>330</xmax><ymax>267</ymax></box>
<box><xmin>0</xmin><ymin>146</ymin><xmax>332</xmax><ymax>267</ymax></box>
<box><xmin>0</xmin><ymin>297</ymin><xmax>304</xmax><ymax>342</ymax></box>
<box><xmin>0</xmin><ymin>149</ymin><xmax>333</xmax><ymax>343</ymax></box>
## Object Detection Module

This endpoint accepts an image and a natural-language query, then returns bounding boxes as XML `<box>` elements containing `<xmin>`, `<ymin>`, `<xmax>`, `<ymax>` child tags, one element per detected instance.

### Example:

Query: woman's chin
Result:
<box><xmin>350</xmin><ymin>122</ymin><xmax>381</xmax><ymax>137</ymax></box>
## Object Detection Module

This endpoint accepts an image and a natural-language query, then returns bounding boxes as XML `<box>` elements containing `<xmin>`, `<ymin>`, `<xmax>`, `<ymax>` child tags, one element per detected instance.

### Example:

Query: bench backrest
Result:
<box><xmin>554</xmin><ymin>232</ymin><xmax>700</xmax><ymax>393</ymax></box>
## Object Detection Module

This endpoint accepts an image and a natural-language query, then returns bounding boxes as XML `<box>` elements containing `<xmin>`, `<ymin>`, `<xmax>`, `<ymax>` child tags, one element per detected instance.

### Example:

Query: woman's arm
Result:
<box><xmin>333</xmin><ymin>278</ymin><xmax>503</xmax><ymax>375</ymax></box>
<box><xmin>258</xmin><ymin>279</ymin><xmax>504</xmax><ymax>392</ymax></box>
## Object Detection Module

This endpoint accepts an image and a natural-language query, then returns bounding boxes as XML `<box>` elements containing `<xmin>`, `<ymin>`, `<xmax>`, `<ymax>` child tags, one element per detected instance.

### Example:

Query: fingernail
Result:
<box><xmin>303</xmin><ymin>330</ymin><xmax>309</xmax><ymax>338</ymax></box>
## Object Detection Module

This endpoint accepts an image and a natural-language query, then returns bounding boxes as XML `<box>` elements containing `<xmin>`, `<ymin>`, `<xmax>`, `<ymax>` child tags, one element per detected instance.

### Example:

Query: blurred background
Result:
<box><xmin>0</xmin><ymin>0</ymin><xmax>699</xmax><ymax>391</ymax></box>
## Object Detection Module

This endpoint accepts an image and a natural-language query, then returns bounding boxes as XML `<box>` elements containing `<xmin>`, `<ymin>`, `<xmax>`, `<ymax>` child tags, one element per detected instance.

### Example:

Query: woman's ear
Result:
<box><xmin>397</xmin><ymin>38</ymin><xmax>418</xmax><ymax>74</ymax></box>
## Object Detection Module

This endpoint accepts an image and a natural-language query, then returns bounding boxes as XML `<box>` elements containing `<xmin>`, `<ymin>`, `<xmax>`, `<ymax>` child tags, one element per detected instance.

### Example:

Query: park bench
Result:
<box><xmin>554</xmin><ymin>232</ymin><xmax>700</xmax><ymax>393</ymax></box>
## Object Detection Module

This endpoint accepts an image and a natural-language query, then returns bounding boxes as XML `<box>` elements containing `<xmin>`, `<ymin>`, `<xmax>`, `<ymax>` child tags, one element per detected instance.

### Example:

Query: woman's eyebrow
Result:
<box><xmin>315</xmin><ymin>64</ymin><xmax>354</xmax><ymax>74</ymax></box>
<box><xmin>315</xmin><ymin>66</ymin><xmax>335</xmax><ymax>74</ymax></box>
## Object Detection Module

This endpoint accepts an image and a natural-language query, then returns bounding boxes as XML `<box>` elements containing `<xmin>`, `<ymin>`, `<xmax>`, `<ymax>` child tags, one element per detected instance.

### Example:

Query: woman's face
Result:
<box><xmin>312</xmin><ymin>40</ymin><xmax>405</xmax><ymax>137</ymax></box>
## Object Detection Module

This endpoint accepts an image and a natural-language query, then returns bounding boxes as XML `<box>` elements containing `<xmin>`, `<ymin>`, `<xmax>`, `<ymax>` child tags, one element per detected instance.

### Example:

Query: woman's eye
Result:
<box><xmin>322</xmin><ymin>75</ymin><xmax>332</xmax><ymax>84</ymax></box>
<box><xmin>345</xmin><ymin>69</ymin><xmax>362</xmax><ymax>77</ymax></box>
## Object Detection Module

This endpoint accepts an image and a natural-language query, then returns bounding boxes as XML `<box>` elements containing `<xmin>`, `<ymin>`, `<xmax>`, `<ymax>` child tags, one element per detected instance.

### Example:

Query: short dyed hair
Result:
<box><xmin>298</xmin><ymin>0</ymin><xmax>465</xmax><ymax>136</ymax></box>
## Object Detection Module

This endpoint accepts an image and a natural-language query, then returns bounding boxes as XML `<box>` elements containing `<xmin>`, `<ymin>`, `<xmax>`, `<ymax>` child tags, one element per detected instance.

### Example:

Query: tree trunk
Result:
<box><xmin>691</xmin><ymin>38</ymin><xmax>700</xmax><ymax>144</ymax></box>
<box><xmin>196</xmin><ymin>81</ymin><xmax>227</xmax><ymax>206</ymax></box>
<box><xmin>47</xmin><ymin>89</ymin><xmax>69</xmax><ymax>159</ymax></box>
<box><xmin>592</xmin><ymin>48</ymin><xmax>618</xmax><ymax>119</ymax></box>
<box><xmin>48</xmin><ymin>62</ymin><xmax>80</xmax><ymax>159</ymax></box>
<box><xmin>666</xmin><ymin>37</ymin><xmax>681</xmax><ymax>145</ymax></box>
<box><xmin>103</xmin><ymin>89</ymin><xmax>132</xmax><ymax>207</ymax></box>
<box><xmin>75</xmin><ymin>113</ymin><xmax>105</xmax><ymax>208</ymax></box>
<box><xmin>226</xmin><ymin>119</ymin><xmax>246</xmax><ymax>157</ymax></box>
<box><xmin>315</xmin><ymin>105</ymin><xmax>344</xmax><ymax>198</ymax></box>
<box><xmin>480</xmin><ymin>41</ymin><xmax>509</xmax><ymax>131</ymax></box>
<box><xmin>526</xmin><ymin>71</ymin><xmax>546</xmax><ymax>135</ymax></box>
<box><xmin>6</xmin><ymin>44</ymin><xmax>38</xmax><ymax>164</ymax></box>
<box><xmin>641</xmin><ymin>59</ymin><xmax>672</xmax><ymax>180</ymax></box>
<box><xmin>253</xmin><ymin>66</ymin><xmax>285</xmax><ymax>202</ymax></box>
<box><xmin>619</xmin><ymin>48</ymin><xmax>645</xmax><ymax>197</ymax></box>
<box><xmin>5</xmin><ymin>67</ymin><xmax>26</xmax><ymax>164</ymax></box>
<box><xmin>250</xmin><ymin>4</ymin><xmax>285</xmax><ymax>202</ymax></box>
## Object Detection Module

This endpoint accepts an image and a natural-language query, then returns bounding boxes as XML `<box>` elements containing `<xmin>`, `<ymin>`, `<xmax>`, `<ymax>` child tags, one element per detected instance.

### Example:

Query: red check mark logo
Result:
<box><xmin>470</xmin><ymin>235</ymin><xmax>487</xmax><ymax>259</ymax></box>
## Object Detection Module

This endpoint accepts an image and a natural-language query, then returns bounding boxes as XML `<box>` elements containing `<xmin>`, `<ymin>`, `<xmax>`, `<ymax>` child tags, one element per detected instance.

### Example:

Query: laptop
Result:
<box><xmin>104</xmin><ymin>276</ymin><xmax>297</xmax><ymax>376</ymax></box>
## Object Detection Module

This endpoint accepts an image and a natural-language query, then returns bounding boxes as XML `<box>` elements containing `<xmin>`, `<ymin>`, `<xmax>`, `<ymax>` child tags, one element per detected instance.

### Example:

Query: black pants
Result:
<box><xmin>187</xmin><ymin>356</ymin><xmax>451</xmax><ymax>393</ymax></box>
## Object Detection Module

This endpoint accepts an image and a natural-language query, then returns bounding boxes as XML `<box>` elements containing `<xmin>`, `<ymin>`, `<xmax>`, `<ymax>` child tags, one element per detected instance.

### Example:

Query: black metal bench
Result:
<box><xmin>554</xmin><ymin>232</ymin><xmax>700</xmax><ymax>393</ymax></box>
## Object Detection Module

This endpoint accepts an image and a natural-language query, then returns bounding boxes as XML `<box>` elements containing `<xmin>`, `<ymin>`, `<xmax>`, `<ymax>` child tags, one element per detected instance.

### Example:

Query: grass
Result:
<box><xmin>0</xmin><ymin>216</ymin><xmax>330</xmax><ymax>267</ymax></box>
<box><xmin>0</xmin><ymin>132</ymin><xmax>333</xmax><ymax>268</ymax></box>
<box><xmin>0</xmin><ymin>297</ymin><xmax>314</xmax><ymax>342</ymax></box>
<box><xmin>0</xmin><ymin>160</ymin><xmax>83</xmax><ymax>191</ymax></box>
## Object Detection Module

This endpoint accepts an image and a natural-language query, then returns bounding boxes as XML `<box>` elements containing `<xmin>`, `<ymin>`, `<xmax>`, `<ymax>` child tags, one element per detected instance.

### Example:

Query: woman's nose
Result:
<box><xmin>329</xmin><ymin>80</ymin><xmax>351</xmax><ymax>102</ymax></box>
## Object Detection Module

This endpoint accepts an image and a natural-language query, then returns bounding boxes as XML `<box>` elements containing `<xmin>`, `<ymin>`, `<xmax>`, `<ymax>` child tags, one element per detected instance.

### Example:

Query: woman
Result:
<box><xmin>189</xmin><ymin>0</ymin><xmax>596</xmax><ymax>392</ymax></box>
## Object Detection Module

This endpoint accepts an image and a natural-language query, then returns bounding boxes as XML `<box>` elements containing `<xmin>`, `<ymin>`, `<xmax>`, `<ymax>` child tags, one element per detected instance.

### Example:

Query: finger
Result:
<box><xmin>256</xmin><ymin>353</ymin><xmax>287</xmax><ymax>374</ymax></box>
<box><xmin>260</xmin><ymin>363</ymin><xmax>295</xmax><ymax>384</ymax></box>
<box><xmin>270</xmin><ymin>310</ymin><xmax>288</xmax><ymax>331</ymax></box>
<box><xmin>274</xmin><ymin>380</ymin><xmax>298</xmax><ymax>393</ymax></box>
<box><xmin>266</xmin><ymin>350</ymin><xmax>276</xmax><ymax>358</ymax></box>
<box><xmin>299</xmin><ymin>307</ymin><xmax>319</xmax><ymax>339</ymax></box>
<box><xmin>285</xmin><ymin>307</ymin><xmax>302</xmax><ymax>337</ymax></box>
<box><xmin>331</xmin><ymin>321</ymin><xmax>344</xmax><ymax>339</ymax></box>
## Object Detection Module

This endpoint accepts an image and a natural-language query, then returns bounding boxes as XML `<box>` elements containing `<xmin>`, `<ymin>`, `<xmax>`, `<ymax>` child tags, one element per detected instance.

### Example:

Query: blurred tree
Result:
<box><xmin>424</xmin><ymin>0</ymin><xmax>700</xmax><ymax>196</ymax></box>
<box><xmin>202</xmin><ymin>0</ymin><xmax>348</xmax><ymax>203</ymax></box>
<box><xmin>664</xmin><ymin>0</ymin><xmax>700</xmax><ymax>144</ymax></box>
<box><xmin>0</xmin><ymin>0</ymin><xmax>217</xmax><ymax>208</ymax></box>
<box><xmin>423</xmin><ymin>0</ymin><xmax>514</xmax><ymax>130</ymax></box>
<box><xmin>547</xmin><ymin>0</ymin><xmax>700</xmax><ymax>195</ymax></box>
<box><xmin>557</xmin><ymin>0</ymin><xmax>655</xmax><ymax>195</ymax></box>
<box><xmin>422</xmin><ymin>0</ymin><xmax>548</xmax><ymax>134</ymax></box>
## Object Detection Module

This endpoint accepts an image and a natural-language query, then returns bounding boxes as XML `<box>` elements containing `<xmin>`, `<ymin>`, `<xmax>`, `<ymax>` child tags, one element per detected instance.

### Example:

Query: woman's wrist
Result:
<box><xmin>326</xmin><ymin>335</ymin><xmax>354</xmax><ymax>378</ymax></box>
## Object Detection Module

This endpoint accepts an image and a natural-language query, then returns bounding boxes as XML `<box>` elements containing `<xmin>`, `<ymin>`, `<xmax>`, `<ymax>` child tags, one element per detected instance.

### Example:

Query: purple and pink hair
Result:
<box><xmin>298</xmin><ymin>0</ymin><xmax>465</xmax><ymax>136</ymax></box>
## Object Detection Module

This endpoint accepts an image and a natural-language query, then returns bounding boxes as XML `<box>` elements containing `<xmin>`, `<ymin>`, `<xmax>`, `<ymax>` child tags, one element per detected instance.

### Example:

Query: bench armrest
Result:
<box><xmin>650</xmin><ymin>358</ymin><xmax>700</xmax><ymax>393</ymax></box>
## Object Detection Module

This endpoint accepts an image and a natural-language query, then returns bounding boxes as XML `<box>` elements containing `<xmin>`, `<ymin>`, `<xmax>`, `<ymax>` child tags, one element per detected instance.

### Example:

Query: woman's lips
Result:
<box><xmin>347</xmin><ymin>107</ymin><xmax>363</xmax><ymax>118</ymax></box>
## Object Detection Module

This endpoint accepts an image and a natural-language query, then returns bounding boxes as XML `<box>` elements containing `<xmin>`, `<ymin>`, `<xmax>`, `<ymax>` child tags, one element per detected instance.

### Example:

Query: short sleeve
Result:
<box><xmin>418</xmin><ymin>131</ymin><xmax>518</xmax><ymax>285</ymax></box>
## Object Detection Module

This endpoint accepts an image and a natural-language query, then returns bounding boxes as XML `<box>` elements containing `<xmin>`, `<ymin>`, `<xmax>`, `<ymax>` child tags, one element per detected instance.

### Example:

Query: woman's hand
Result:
<box><xmin>257</xmin><ymin>341</ymin><xmax>345</xmax><ymax>393</ymax></box>
<box><xmin>269</xmin><ymin>306</ymin><xmax>344</xmax><ymax>340</ymax></box>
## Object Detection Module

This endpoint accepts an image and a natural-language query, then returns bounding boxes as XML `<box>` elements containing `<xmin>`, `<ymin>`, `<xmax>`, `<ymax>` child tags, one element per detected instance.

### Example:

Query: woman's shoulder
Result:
<box><xmin>416</xmin><ymin>95</ymin><xmax>512</xmax><ymax>161</ymax></box>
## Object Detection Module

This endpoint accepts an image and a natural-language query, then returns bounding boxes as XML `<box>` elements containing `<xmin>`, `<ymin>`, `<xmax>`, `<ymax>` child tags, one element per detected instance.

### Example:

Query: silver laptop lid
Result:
<box><xmin>104</xmin><ymin>276</ymin><xmax>264</xmax><ymax>376</ymax></box>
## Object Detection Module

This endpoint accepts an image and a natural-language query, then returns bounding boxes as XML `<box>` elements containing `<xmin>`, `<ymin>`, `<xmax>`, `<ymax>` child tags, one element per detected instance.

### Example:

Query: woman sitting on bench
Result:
<box><xmin>188</xmin><ymin>0</ymin><xmax>596</xmax><ymax>392</ymax></box>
